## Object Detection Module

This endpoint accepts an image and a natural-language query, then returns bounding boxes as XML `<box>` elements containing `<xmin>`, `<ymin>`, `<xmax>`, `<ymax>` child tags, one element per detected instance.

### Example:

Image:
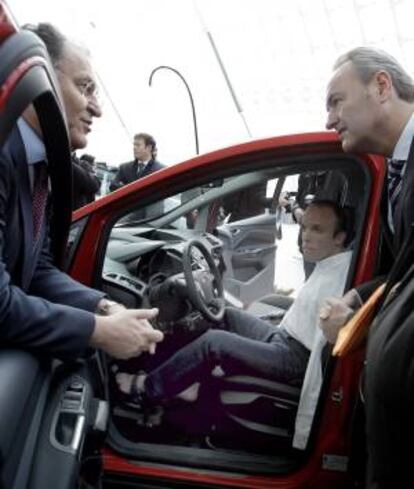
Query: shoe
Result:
<box><xmin>113</xmin><ymin>404</ymin><xmax>164</xmax><ymax>428</ymax></box>
<box><xmin>111</xmin><ymin>368</ymin><xmax>163</xmax><ymax>428</ymax></box>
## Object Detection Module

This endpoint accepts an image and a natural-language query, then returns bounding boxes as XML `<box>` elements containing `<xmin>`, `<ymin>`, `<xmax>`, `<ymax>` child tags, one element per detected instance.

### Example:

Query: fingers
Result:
<box><xmin>126</xmin><ymin>308</ymin><xmax>159</xmax><ymax>320</ymax></box>
<box><xmin>319</xmin><ymin>304</ymin><xmax>332</xmax><ymax>320</ymax></box>
<box><xmin>319</xmin><ymin>297</ymin><xmax>338</xmax><ymax>321</ymax></box>
<box><xmin>104</xmin><ymin>308</ymin><xmax>164</xmax><ymax>359</ymax></box>
<box><xmin>146</xmin><ymin>328</ymin><xmax>164</xmax><ymax>343</ymax></box>
<box><xmin>343</xmin><ymin>288</ymin><xmax>363</xmax><ymax>309</ymax></box>
<box><xmin>138</xmin><ymin>328</ymin><xmax>164</xmax><ymax>356</ymax></box>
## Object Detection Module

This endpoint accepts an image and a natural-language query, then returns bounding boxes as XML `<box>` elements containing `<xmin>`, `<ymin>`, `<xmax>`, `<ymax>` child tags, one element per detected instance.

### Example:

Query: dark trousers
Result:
<box><xmin>145</xmin><ymin>308</ymin><xmax>309</xmax><ymax>402</ymax></box>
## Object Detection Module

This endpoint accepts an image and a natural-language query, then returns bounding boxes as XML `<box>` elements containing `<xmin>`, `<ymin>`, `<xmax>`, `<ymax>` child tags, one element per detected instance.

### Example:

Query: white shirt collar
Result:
<box><xmin>392</xmin><ymin>111</ymin><xmax>414</xmax><ymax>161</ymax></box>
<box><xmin>17</xmin><ymin>118</ymin><xmax>47</xmax><ymax>165</ymax></box>
<box><xmin>314</xmin><ymin>250</ymin><xmax>352</xmax><ymax>272</ymax></box>
<box><xmin>137</xmin><ymin>158</ymin><xmax>151</xmax><ymax>167</ymax></box>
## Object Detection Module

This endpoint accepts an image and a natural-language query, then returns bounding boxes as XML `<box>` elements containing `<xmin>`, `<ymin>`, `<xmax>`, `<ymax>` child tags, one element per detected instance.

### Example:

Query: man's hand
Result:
<box><xmin>91</xmin><ymin>308</ymin><xmax>164</xmax><ymax>359</ymax></box>
<box><xmin>96</xmin><ymin>298</ymin><xmax>126</xmax><ymax>316</ymax></box>
<box><xmin>292</xmin><ymin>207</ymin><xmax>304</xmax><ymax>224</ymax></box>
<box><xmin>319</xmin><ymin>289</ymin><xmax>362</xmax><ymax>344</ymax></box>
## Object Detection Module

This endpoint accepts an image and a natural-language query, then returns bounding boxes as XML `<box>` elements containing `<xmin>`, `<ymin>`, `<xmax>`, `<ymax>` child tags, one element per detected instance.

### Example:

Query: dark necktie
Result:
<box><xmin>137</xmin><ymin>162</ymin><xmax>145</xmax><ymax>178</ymax></box>
<box><xmin>387</xmin><ymin>158</ymin><xmax>405</xmax><ymax>221</ymax></box>
<box><xmin>32</xmin><ymin>161</ymin><xmax>49</xmax><ymax>241</ymax></box>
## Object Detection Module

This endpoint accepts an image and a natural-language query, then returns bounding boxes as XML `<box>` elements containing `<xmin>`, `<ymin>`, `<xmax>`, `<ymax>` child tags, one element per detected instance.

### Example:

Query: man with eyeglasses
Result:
<box><xmin>0</xmin><ymin>23</ymin><xmax>163</xmax><ymax>360</ymax></box>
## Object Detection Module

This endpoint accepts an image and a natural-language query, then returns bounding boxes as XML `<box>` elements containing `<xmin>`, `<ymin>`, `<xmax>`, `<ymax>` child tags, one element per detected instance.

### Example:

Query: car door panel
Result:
<box><xmin>28</xmin><ymin>362</ymin><xmax>96</xmax><ymax>489</ymax></box>
<box><xmin>0</xmin><ymin>351</ymin><xmax>50</xmax><ymax>489</ymax></box>
<box><xmin>0</xmin><ymin>352</ymin><xmax>102</xmax><ymax>489</ymax></box>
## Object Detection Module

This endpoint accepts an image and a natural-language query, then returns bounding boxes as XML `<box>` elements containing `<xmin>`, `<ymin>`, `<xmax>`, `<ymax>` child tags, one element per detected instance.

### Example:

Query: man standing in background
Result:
<box><xmin>110</xmin><ymin>133</ymin><xmax>165</xmax><ymax>191</ymax></box>
<box><xmin>72</xmin><ymin>153</ymin><xmax>100</xmax><ymax>209</ymax></box>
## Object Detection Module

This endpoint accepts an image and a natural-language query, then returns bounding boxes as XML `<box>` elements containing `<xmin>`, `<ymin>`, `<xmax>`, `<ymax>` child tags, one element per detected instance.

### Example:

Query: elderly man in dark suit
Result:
<box><xmin>0</xmin><ymin>23</ymin><xmax>163</xmax><ymax>360</ymax></box>
<box><xmin>321</xmin><ymin>47</ymin><xmax>414</xmax><ymax>488</ymax></box>
<box><xmin>109</xmin><ymin>133</ymin><xmax>165</xmax><ymax>191</ymax></box>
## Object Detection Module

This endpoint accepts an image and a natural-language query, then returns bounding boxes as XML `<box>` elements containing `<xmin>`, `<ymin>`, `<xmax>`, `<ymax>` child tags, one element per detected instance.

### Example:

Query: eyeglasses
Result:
<box><xmin>75</xmin><ymin>79</ymin><xmax>100</xmax><ymax>101</ymax></box>
<box><xmin>56</xmin><ymin>67</ymin><xmax>102</xmax><ymax>107</ymax></box>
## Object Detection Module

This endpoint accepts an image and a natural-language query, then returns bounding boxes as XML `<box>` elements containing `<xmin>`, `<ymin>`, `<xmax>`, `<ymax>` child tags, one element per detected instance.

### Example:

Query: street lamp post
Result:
<box><xmin>148</xmin><ymin>65</ymin><xmax>199</xmax><ymax>155</ymax></box>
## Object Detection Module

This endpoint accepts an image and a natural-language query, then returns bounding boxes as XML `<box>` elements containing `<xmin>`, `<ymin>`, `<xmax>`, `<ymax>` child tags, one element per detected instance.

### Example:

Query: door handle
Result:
<box><xmin>69</xmin><ymin>414</ymin><xmax>85</xmax><ymax>452</ymax></box>
<box><xmin>50</xmin><ymin>377</ymin><xmax>87</xmax><ymax>454</ymax></box>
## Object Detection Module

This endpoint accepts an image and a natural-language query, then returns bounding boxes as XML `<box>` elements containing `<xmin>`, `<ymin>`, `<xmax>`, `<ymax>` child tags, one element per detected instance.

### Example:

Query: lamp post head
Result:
<box><xmin>147</xmin><ymin>65</ymin><xmax>200</xmax><ymax>155</ymax></box>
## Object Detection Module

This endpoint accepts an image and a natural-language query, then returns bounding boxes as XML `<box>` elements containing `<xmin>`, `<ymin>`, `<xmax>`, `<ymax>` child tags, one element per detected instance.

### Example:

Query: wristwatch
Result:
<box><xmin>96</xmin><ymin>298</ymin><xmax>120</xmax><ymax>316</ymax></box>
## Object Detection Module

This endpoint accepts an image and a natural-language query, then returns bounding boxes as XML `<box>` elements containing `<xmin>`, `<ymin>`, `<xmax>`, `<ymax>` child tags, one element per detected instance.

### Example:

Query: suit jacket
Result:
<box><xmin>0</xmin><ymin>127</ymin><xmax>104</xmax><ymax>359</ymax></box>
<box><xmin>109</xmin><ymin>158</ymin><xmax>165</xmax><ymax>192</ymax></box>
<box><xmin>389</xmin><ymin>137</ymin><xmax>414</xmax><ymax>253</ymax></box>
<box><xmin>357</xmin><ymin>137</ymin><xmax>414</xmax><ymax>301</ymax></box>
<box><xmin>72</xmin><ymin>155</ymin><xmax>100</xmax><ymax>210</ymax></box>
<box><xmin>295</xmin><ymin>170</ymin><xmax>353</xmax><ymax>208</ymax></box>
<box><xmin>221</xmin><ymin>182</ymin><xmax>270</xmax><ymax>222</ymax></box>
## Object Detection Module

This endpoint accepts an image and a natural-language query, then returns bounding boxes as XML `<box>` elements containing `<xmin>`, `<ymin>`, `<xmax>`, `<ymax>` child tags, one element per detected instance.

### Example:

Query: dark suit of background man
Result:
<box><xmin>72</xmin><ymin>153</ymin><xmax>101</xmax><ymax>210</ymax></box>
<box><xmin>320</xmin><ymin>47</ymin><xmax>414</xmax><ymax>488</ymax></box>
<box><xmin>0</xmin><ymin>23</ymin><xmax>163</xmax><ymax>360</ymax></box>
<box><xmin>109</xmin><ymin>133</ymin><xmax>165</xmax><ymax>192</ymax></box>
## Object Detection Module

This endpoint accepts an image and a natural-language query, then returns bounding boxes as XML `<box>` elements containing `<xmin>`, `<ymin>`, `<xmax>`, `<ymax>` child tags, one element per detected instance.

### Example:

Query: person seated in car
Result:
<box><xmin>115</xmin><ymin>200</ymin><xmax>353</xmax><ymax>413</ymax></box>
<box><xmin>279</xmin><ymin>170</ymin><xmax>351</xmax><ymax>279</ymax></box>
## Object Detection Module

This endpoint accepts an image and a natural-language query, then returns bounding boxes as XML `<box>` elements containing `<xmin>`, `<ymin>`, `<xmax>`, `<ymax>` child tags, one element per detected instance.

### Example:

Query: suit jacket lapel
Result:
<box><xmin>380</xmin><ymin>183</ymin><xmax>395</xmax><ymax>257</ymax></box>
<box><xmin>393</xmin><ymin>137</ymin><xmax>414</xmax><ymax>250</ymax></box>
<box><xmin>129</xmin><ymin>160</ymin><xmax>138</xmax><ymax>181</ymax></box>
<box><xmin>142</xmin><ymin>159</ymin><xmax>154</xmax><ymax>177</ymax></box>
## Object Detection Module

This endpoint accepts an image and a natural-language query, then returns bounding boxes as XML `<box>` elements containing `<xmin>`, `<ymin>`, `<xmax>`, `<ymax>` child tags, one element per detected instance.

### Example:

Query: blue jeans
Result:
<box><xmin>145</xmin><ymin>308</ymin><xmax>309</xmax><ymax>402</ymax></box>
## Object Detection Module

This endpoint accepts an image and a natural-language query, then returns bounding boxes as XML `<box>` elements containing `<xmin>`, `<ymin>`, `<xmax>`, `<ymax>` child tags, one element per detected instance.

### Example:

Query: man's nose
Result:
<box><xmin>325</xmin><ymin>110</ymin><xmax>337</xmax><ymax>130</ymax></box>
<box><xmin>301</xmin><ymin>230</ymin><xmax>308</xmax><ymax>241</ymax></box>
<box><xmin>88</xmin><ymin>99</ymin><xmax>102</xmax><ymax>118</ymax></box>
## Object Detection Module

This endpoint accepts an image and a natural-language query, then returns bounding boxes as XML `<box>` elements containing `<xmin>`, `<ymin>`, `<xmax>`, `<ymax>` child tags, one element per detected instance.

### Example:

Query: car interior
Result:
<box><xmin>96</xmin><ymin>157</ymin><xmax>369</xmax><ymax>474</ymax></box>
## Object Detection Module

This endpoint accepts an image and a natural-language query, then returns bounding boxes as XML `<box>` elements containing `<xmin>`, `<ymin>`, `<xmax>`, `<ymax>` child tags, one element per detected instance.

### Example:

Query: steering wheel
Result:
<box><xmin>182</xmin><ymin>239</ymin><xmax>225</xmax><ymax>323</ymax></box>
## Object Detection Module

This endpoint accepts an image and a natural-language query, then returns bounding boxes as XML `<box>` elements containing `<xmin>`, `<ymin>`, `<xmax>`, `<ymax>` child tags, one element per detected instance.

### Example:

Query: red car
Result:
<box><xmin>0</xmin><ymin>6</ymin><xmax>385</xmax><ymax>489</ymax></box>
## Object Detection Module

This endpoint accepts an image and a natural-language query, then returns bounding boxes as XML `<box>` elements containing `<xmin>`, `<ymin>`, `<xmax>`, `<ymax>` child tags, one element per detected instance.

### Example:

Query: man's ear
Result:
<box><xmin>334</xmin><ymin>230</ymin><xmax>347</xmax><ymax>248</ymax></box>
<box><xmin>374</xmin><ymin>70</ymin><xmax>393</xmax><ymax>103</ymax></box>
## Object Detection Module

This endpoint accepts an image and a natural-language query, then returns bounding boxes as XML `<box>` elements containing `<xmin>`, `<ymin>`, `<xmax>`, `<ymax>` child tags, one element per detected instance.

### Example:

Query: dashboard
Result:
<box><xmin>102</xmin><ymin>227</ymin><xmax>224</xmax><ymax>327</ymax></box>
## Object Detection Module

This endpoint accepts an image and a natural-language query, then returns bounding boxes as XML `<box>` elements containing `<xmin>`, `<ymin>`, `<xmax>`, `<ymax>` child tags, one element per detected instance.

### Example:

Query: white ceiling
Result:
<box><xmin>9</xmin><ymin>0</ymin><xmax>414</xmax><ymax>166</ymax></box>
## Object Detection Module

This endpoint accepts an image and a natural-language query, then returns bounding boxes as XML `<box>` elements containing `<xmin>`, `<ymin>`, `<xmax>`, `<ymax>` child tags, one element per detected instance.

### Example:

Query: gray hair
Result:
<box><xmin>23</xmin><ymin>22</ymin><xmax>89</xmax><ymax>69</ymax></box>
<box><xmin>334</xmin><ymin>47</ymin><xmax>414</xmax><ymax>102</ymax></box>
<box><xmin>23</xmin><ymin>23</ymin><xmax>67</xmax><ymax>67</ymax></box>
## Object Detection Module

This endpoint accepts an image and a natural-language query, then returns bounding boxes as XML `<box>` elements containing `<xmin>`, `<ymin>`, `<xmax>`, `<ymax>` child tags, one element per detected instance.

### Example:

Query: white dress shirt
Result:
<box><xmin>17</xmin><ymin>118</ymin><xmax>47</xmax><ymax>191</ymax></box>
<box><xmin>283</xmin><ymin>250</ymin><xmax>352</xmax><ymax>450</ymax></box>
<box><xmin>281</xmin><ymin>251</ymin><xmax>352</xmax><ymax>350</ymax></box>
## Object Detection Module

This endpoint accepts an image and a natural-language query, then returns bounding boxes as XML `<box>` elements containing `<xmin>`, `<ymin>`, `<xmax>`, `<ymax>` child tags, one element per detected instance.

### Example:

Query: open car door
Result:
<box><xmin>0</xmin><ymin>9</ymin><xmax>107</xmax><ymax>489</ymax></box>
<box><xmin>65</xmin><ymin>129</ymin><xmax>384</xmax><ymax>488</ymax></box>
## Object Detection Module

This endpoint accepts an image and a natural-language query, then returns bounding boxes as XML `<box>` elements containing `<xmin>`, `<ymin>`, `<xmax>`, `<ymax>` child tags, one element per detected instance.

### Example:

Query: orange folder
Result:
<box><xmin>333</xmin><ymin>284</ymin><xmax>386</xmax><ymax>357</ymax></box>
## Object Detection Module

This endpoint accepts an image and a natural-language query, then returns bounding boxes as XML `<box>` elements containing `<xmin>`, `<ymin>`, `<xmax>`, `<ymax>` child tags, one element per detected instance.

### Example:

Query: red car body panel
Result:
<box><xmin>70</xmin><ymin>132</ymin><xmax>385</xmax><ymax>488</ymax></box>
<box><xmin>0</xmin><ymin>1</ymin><xmax>17</xmax><ymax>37</ymax></box>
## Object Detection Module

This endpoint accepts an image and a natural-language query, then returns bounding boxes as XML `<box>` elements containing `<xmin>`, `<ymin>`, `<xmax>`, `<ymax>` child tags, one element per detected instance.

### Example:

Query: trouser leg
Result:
<box><xmin>145</xmin><ymin>328</ymin><xmax>308</xmax><ymax>402</ymax></box>
<box><xmin>224</xmin><ymin>307</ymin><xmax>276</xmax><ymax>341</ymax></box>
